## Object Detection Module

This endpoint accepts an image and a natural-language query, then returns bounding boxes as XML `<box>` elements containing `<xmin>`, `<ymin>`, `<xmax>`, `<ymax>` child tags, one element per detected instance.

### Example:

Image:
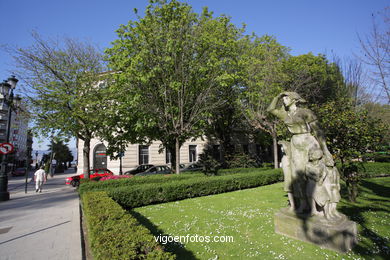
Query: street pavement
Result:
<box><xmin>0</xmin><ymin>169</ymin><xmax>82</xmax><ymax>260</ymax></box>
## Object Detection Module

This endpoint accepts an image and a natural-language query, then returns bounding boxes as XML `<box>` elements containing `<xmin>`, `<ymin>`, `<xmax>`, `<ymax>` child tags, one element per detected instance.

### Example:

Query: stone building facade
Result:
<box><xmin>0</xmin><ymin>98</ymin><xmax>31</xmax><ymax>169</ymax></box>
<box><xmin>77</xmin><ymin>137</ymin><xmax>206</xmax><ymax>175</ymax></box>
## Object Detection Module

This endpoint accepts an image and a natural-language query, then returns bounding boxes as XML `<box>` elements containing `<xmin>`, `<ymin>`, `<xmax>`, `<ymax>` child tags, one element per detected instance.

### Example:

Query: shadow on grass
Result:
<box><xmin>359</xmin><ymin>179</ymin><xmax>390</xmax><ymax>198</ymax></box>
<box><xmin>129</xmin><ymin>210</ymin><xmax>198</xmax><ymax>260</ymax></box>
<box><xmin>338</xmin><ymin>179</ymin><xmax>390</xmax><ymax>259</ymax></box>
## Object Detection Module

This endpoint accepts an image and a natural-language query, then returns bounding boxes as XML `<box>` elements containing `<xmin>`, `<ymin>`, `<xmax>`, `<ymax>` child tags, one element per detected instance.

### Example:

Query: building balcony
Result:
<box><xmin>0</xmin><ymin>103</ymin><xmax>9</xmax><ymax>112</ymax></box>
<box><xmin>0</xmin><ymin>114</ymin><xmax>7</xmax><ymax>120</ymax></box>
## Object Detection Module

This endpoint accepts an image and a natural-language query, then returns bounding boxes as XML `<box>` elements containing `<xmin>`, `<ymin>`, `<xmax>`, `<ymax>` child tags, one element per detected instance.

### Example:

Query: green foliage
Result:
<box><xmin>107</xmin><ymin>169</ymin><xmax>283</xmax><ymax>208</ymax></box>
<box><xmin>14</xmin><ymin>33</ymin><xmax>105</xmax><ymax>139</ymax></box>
<box><xmin>316</xmin><ymin>99</ymin><xmax>386</xmax><ymax>164</ymax></box>
<box><xmin>79</xmin><ymin>178</ymin><xmax>91</xmax><ymax>185</ymax></box>
<box><xmin>44</xmin><ymin>161</ymin><xmax>50</xmax><ymax>174</ymax></box>
<box><xmin>79</xmin><ymin>173</ymin><xmax>203</xmax><ymax>195</ymax></box>
<box><xmin>364</xmin><ymin>103</ymin><xmax>390</xmax><ymax>144</ymax></box>
<box><xmin>48</xmin><ymin>139</ymin><xmax>73</xmax><ymax>167</ymax></box>
<box><xmin>358</xmin><ymin>162</ymin><xmax>390</xmax><ymax>177</ymax></box>
<box><xmin>282</xmin><ymin>53</ymin><xmax>345</xmax><ymax>104</ymax></box>
<box><xmin>225</xmin><ymin>153</ymin><xmax>259</xmax><ymax>169</ymax></box>
<box><xmin>81</xmin><ymin>192</ymin><xmax>174</xmax><ymax>260</ymax></box>
<box><xmin>204</xmin><ymin>84</ymin><xmax>245</xmax><ymax>165</ymax></box>
<box><xmin>363</xmin><ymin>152</ymin><xmax>390</xmax><ymax>163</ymax></box>
<box><xmin>316</xmin><ymin>98</ymin><xmax>387</xmax><ymax>201</ymax></box>
<box><xmin>104</xmin><ymin>0</ymin><xmax>244</xmax><ymax>170</ymax></box>
<box><xmin>218</xmin><ymin>167</ymin><xmax>273</xmax><ymax>175</ymax></box>
<box><xmin>374</xmin><ymin>154</ymin><xmax>390</xmax><ymax>162</ymax></box>
<box><xmin>340</xmin><ymin>162</ymin><xmax>361</xmax><ymax>201</ymax></box>
<box><xmin>198</xmin><ymin>150</ymin><xmax>221</xmax><ymax>176</ymax></box>
<box><xmin>12</xmin><ymin>32</ymin><xmax>107</xmax><ymax>177</ymax></box>
<box><xmin>240</xmin><ymin>35</ymin><xmax>289</xmax><ymax>134</ymax></box>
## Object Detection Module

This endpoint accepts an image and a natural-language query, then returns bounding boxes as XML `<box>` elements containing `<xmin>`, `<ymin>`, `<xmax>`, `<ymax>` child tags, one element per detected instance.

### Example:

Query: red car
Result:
<box><xmin>65</xmin><ymin>168</ymin><xmax>113</xmax><ymax>187</ymax></box>
<box><xmin>12</xmin><ymin>168</ymin><xmax>27</xmax><ymax>176</ymax></box>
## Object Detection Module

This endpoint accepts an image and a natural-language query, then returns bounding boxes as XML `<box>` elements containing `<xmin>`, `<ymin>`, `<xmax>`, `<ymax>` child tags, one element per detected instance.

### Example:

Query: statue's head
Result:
<box><xmin>282</xmin><ymin>92</ymin><xmax>307</xmax><ymax>107</ymax></box>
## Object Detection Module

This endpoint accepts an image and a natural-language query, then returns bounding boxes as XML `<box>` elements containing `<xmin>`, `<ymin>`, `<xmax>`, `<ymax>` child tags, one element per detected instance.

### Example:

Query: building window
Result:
<box><xmin>213</xmin><ymin>145</ymin><xmax>220</xmax><ymax>161</ymax></box>
<box><xmin>165</xmin><ymin>148</ymin><xmax>171</xmax><ymax>164</ymax></box>
<box><xmin>189</xmin><ymin>145</ymin><xmax>197</xmax><ymax>162</ymax></box>
<box><xmin>243</xmin><ymin>144</ymin><xmax>249</xmax><ymax>154</ymax></box>
<box><xmin>139</xmin><ymin>145</ymin><xmax>149</xmax><ymax>165</ymax></box>
<box><xmin>94</xmin><ymin>144</ymin><xmax>107</xmax><ymax>169</ymax></box>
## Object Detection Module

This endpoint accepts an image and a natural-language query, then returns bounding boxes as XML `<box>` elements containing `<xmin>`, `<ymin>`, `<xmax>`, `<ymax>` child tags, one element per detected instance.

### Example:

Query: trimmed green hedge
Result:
<box><xmin>79</xmin><ymin>173</ymin><xmax>204</xmax><ymax>195</ymax></box>
<box><xmin>108</xmin><ymin>169</ymin><xmax>283</xmax><ymax>209</ymax></box>
<box><xmin>81</xmin><ymin>192</ymin><xmax>174</xmax><ymax>260</ymax></box>
<box><xmin>360</xmin><ymin>162</ymin><xmax>390</xmax><ymax>177</ymax></box>
<box><xmin>218</xmin><ymin>167</ymin><xmax>273</xmax><ymax>175</ymax></box>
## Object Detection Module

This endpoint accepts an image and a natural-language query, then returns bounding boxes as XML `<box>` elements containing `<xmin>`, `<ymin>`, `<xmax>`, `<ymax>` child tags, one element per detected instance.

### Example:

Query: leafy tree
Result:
<box><xmin>204</xmin><ymin>80</ymin><xmax>245</xmax><ymax>167</ymax></box>
<box><xmin>282</xmin><ymin>53</ymin><xmax>345</xmax><ymax>105</ymax></box>
<box><xmin>10</xmin><ymin>32</ymin><xmax>106</xmax><ymax>178</ymax></box>
<box><xmin>364</xmin><ymin>102</ymin><xmax>390</xmax><ymax>145</ymax></box>
<box><xmin>48</xmin><ymin>139</ymin><xmax>74</xmax><ymax>171</ymax></box>
<box><xmin>105</xmin><ymin>0</ymin><xmax>243</xmax><ymax>173</ymax></box>
<box><xmin>240</xmin><ymin>35</ymin><xmax>290</xmax><ymax>168</ymax></box>
<box><xmin>315</xmin><ymin>98</ymin><xmax>387</xmax><ymax>201</ymax></box>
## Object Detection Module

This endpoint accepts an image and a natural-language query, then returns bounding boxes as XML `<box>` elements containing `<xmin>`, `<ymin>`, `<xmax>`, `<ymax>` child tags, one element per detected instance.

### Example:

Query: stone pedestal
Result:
<box><xmin>274</xmin><ymin>208</ymin><xmax>357</xmax><ymax>253</ymax></box>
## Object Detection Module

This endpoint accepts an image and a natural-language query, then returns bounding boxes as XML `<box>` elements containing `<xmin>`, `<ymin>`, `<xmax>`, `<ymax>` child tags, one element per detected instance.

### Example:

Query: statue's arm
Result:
<box><xmin>267</xmin><ymin>93</ymin><xmax>287</xmax><ymax>120</ymax></box>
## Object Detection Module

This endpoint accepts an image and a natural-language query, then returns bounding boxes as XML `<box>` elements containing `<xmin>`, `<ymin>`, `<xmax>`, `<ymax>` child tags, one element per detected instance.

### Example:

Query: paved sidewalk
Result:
<box><xmin>0</xmin><ymin>169</ymin><xmax>82</xmax><ymax>260</ymax></box>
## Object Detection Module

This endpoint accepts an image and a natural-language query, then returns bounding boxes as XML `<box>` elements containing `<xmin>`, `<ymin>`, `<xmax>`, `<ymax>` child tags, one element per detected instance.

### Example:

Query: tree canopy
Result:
<box><xmin>282</xmin><ymin>53</ymin><xmax>345</xmax><ymax>104</ymax></box>
<box><xmin>11</xmin><ymin>32</ymin><xmax>106</xmax><ymax>177</ymax></box>
<box><xmin>105</xmin><ymin>0</ymin><xmax>243</xmax><ymax>173</ymax></box>
<box><xmin>48</xmin><ymin>139</ymin><xmax>74</xmax><ymax>168</ymax></box>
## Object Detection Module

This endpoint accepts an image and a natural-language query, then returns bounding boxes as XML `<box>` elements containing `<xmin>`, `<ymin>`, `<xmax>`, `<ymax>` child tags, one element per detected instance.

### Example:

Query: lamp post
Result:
<box><xmin>35</xmin><ymin>151</ymin><xmax>39</xmax><ymax>168</ymax></box>
<box><xmin>119</xmin><ymin>151</ymin><xmax>124</xmax><ymax>175</ymax></box>
<box><xmin>49</xmin><ymin>135</ymin><xmax>55</xmax><ymax>177</ymax></box>
<box><xmin>0</xmin><ymin>76</ymin><xmax>18</xmax><ymax>201</ymax></box>
<box><xmin>117</xmin><ymin>130</ymin><xmax>124</xmax><ymax>175</ymax></box>
<box><xmin>25</xmin><ymin>146</ymin><xmax>31</xmax><ymax>194</ymax></box>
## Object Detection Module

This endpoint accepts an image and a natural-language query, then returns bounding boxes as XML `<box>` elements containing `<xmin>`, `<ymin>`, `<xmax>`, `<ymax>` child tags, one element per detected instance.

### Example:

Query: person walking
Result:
<box><xmin>34</xmin><ymin>166</ymin><xmax>47</xmax><ymax>193</ymax></box>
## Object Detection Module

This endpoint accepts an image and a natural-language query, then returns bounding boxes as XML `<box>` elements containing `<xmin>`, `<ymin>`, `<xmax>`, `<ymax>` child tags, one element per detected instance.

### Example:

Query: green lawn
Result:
<box><xmin>133</xmin><ymin>177</ymin><xmax>390</xmax><ymax>259</ymax></box>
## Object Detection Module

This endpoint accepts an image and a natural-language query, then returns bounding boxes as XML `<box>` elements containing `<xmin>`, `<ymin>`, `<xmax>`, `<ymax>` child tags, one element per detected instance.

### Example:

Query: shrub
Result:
<box><xmin>218</xmin><ymin>167</ymin><xmax>272</xmax><ymax>175</ymax></box>
<box><xmin>100</xmin><ymin>175</ymin><xmax>134</xmax><ymax>181</ymax></box>
<box><xmin>198</xmin><ymin>152</ymin><xmax>220</xmax><ymax>176</ymax></box>
<box><xmin>108</xmin><ymin>169</ymin><xmax>283</xmax><ymax>209</ymax></box>
<box><xmin>91</xmin><ymin>176</ymin><xmax>102</xmax><ymax>181</ymax></box>
<box><xmin>81</xmin><ymin>192</ymin><xmax>174</xmax><ymax>260</ymax></box>
<box><xmin>262</xmin><ymin>162</ymin><xmax>274</xmax><ymax>168</ymax></box>
<box><xmin>79</xmin><ymin>178</ymin><xmax>91</xmax><ymax>185</ymax></box>
<box><xmin>374</xmin><ymin>154</ymin><xmax>390</xmax><ymax>163</ymax></box>
<box><xmin>360</xmin><ymin>162</ymin><xmax>390</xmax><ymax>177</ymax></box>
<box><xmin>79</xmin><ymin>173</ymin><xmax>203</xmax><ymax>195</ymax></box>
<box><xmin>225</xmin><ymin>153</ymin><xmax>259</xmax><ymax>168</ymax></box>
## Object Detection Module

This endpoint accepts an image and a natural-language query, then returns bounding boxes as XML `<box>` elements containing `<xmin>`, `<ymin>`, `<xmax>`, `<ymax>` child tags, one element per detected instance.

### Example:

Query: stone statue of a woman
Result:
<box><xmin>267</xmin><ymin>92</ymin><xmax>342</xmax><ymax>219</ymax></box>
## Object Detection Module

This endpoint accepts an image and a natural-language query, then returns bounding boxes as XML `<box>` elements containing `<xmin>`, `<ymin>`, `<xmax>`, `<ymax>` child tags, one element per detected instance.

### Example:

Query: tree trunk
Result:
<box><xmin>170</xmin><ymin>145</ymin><xmax>176</xmax><ymax>173</ymax></box>
<box><xmin>220</xmin><ymin>143</ymin><xmax>226</xmax><ymax>167</ymax></box>
<box><xmin>347</xmin><ymin>180</ymin><xmax>358</xmax><ymax>202</ymax></box>
<box><xmin>272</xmin><ymin>126</ymin><xmax>279</xmax><ymax>169</ymax></box>
<box><xmin>83</xmin><ymin>138</ymin><xmax>91</xmax><ymax>178</ymax></box>
<box><xmin>175</xmin><ymin>137</ymin><xmax>180</xmax><ymax>174</ymax></box>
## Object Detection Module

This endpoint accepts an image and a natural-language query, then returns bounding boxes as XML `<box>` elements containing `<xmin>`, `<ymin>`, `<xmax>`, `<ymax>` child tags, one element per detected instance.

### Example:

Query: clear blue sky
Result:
<box><xmin>0</xmin><ymin>0</ymin><xmax>388</xmax><ymax>150</ymax></box>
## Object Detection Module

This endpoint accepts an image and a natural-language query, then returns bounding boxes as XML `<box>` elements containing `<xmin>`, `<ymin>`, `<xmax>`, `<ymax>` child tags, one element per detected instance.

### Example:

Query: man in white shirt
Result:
<box><xmin>34</xmin><ymin>166</ymin><xmax>47</xmax><ymax>193</ymax></box>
